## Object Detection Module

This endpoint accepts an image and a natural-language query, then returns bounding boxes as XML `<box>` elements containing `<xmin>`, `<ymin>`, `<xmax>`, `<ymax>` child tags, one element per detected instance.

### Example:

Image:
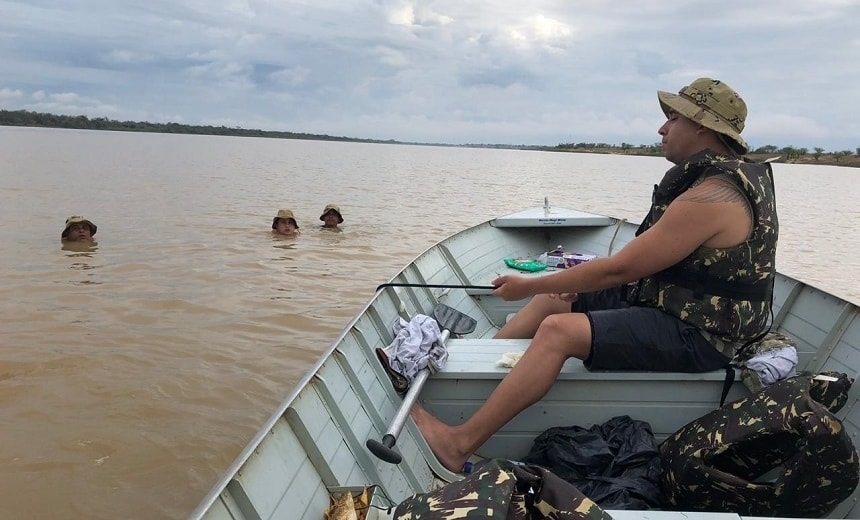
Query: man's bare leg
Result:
<box><xmin>494</xmin><ymin>294</ymin><xmax>571</xmax><ymax>339</ymax></box>
<box><xmin>412</xmin><ymin>312</ymin><xmax>592</xmax><ymax>471</ymax></box>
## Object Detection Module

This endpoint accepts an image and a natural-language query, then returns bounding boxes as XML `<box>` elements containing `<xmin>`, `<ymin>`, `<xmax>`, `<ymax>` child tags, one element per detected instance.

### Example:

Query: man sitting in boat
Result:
<box><xmin>319</xmin><ymin>203</ymin><xmax>344</xmax><ymax>230</ymax></box>
<box><xmin>412</xmin><ymin>77</ymin><xmax>779</xmax><ymax>473</ymax></box>
<box><xmin>61</xmin><ymin>215</ymin><xmax>97</xmax><ymax>242</ymax></box>
<box><xmin>272</xmin><ymin>209</ymin><xmax>301</xmax><ymax>237</ymax></box>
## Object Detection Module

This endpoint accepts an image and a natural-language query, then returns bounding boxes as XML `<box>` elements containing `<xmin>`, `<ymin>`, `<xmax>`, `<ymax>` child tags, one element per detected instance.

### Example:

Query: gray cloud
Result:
<box><xmin>1</xmin><ymin>0</ymin><xmax>858</xmax><ymax>150</ymax></box>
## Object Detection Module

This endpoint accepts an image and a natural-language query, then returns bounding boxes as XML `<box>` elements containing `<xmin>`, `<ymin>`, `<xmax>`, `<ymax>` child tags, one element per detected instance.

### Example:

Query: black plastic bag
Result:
<box><xmin>521</xmin><ymin>415</ymin><xmax>663</xmax><ymax>510</ymax></box>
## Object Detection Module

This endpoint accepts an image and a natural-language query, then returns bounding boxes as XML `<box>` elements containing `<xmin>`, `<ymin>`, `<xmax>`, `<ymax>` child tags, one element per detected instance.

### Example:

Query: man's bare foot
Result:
<box><xmin>410</xmin><ymin>403</ymin><xmax>469</xmax><ymax>472</ymax></box>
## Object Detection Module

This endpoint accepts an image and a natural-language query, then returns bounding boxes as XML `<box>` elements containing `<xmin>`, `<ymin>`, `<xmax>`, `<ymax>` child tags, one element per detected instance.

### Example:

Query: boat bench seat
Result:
<box><xmin>438</xmin><ymin>338</ymin><xmax>733</xmax><ymax>382</ymax></box>
<box><xmin>424</xmin><ymin>338</ymin><xmax>748</xmax><ymax>460</ymax></box>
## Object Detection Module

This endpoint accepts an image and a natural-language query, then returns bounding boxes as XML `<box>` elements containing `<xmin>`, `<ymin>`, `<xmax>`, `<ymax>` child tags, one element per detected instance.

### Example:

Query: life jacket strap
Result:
<box><xmin>656</xmin><ymin>264</ymin><xmax>772</xmax><ymax>301</ymax></box>
<box><xmin>719</xmin><ymin>366</ymin><xmax>735</xmax><ymax>407</ymax></box>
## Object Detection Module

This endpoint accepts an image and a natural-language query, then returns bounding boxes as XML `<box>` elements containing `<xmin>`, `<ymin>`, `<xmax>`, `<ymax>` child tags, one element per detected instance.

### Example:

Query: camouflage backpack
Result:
<box><xmin>393</xmin><ymin>458</ymin><xmax>613</xmax><ymax>519</ymax></box>
<box><xmin>660</xmin><ymin>372</ymin><xmax>858</xmax><ymax>517</ymax></box>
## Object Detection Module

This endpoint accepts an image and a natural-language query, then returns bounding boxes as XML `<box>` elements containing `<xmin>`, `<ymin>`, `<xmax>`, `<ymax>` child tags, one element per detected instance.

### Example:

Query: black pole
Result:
<box><xmin>375</xmin><ymin>282</ymin><xmax>495</xmax><ymax>292</ymax></box>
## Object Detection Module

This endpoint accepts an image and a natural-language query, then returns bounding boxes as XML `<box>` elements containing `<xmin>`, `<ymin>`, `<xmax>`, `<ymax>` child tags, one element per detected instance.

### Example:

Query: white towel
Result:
<box><xmin>743</xmin><ymin>346</ymin><xmax>798</xmax><ymax>386</ymax></box>
<box><xmin>381</xmin><ymin>314</ymin><xmax>446</xmax><ymax>384</ymax></box>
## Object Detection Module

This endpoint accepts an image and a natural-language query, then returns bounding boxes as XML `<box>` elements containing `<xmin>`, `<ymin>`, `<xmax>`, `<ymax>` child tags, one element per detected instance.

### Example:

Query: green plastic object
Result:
<box><xmin>504</xmin><ymin>258</ymin><xmax>547</xmax><ymax>272</ymax></box>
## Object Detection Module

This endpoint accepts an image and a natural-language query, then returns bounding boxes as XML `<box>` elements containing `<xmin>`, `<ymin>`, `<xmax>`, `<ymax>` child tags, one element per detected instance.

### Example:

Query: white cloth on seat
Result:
<box><xmin>497</xmin><ymin>351</ymin><xmax>523</xmax><ymax>368</ymax></box>
<box><xmin>380</xmin><ymin>314</ymin><xmax>445</xmax><ymax>384</ymax></box>
<box><xmin>743</xmin><ymin>346</ymin><xmax>798</xmax><ymax>386</ymax></box>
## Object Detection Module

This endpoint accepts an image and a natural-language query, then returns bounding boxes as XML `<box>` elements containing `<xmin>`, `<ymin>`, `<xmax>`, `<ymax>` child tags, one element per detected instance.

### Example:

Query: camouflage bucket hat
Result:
<box><xmin>658</xmin><ymin>78</ymin><xmax>749</xmax><ymax>155</ymax></box>
<box><xmin>272</xmin><ymin>209</ymin><xmax>299</xmax><ymax>229</ymax></box>
<box><xmin>319</xmin><ymin>203</ymin><xmax>343</xmax><ymax>223</ymax></box>
<box><xmin>62</xmin><ymin>215</ymin><xmax>97</xmax><ymax>238</ymax></box>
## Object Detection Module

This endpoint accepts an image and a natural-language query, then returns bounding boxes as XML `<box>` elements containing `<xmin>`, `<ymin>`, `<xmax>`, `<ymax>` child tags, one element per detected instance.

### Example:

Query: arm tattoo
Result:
<box><xmin>679</xmin><ymin>179</ymin><xmax>753</xmax><ymax>218</ymax></box>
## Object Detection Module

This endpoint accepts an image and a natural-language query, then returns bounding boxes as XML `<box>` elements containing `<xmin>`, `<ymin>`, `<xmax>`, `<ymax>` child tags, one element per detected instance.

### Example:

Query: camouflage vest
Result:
<box><xmin>393</xmin><ymin>458</ymin><xmax>613</xmax><ymax>519</ymax></box>
<box><xmin>659</xmin><ymin>372</ymin><xmax>859</xmax><ymax>517</ymax></box>
<box><xmin>625</xmin><ymin>150</ymin><xmax>778</xmax><ymax>347</ymax></box>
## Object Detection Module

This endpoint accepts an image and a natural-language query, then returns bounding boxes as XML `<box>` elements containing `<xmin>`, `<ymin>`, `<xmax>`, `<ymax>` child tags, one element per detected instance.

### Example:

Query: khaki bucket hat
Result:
<box><xmin>272</xmin><ymin>209</ymin><xmax>299</xmax><ymax>229</ymax></box>
<box><xmin>658</xmin><ymin>78</ymin><xmax>749</xmax><ymax>155</ymax></box>
<box><xmin>319</xmin><ymin>204</ymin><xmax>343</xmax><ymax>223</ymax></box>
<box><xmin>61</xmin><ymin>215</ymin><xmax>97</xmax><ymax>238</ymax></box>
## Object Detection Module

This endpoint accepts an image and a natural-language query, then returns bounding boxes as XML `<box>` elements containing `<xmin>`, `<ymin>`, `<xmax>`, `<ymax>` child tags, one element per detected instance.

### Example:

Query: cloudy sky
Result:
<box><xmin>1</xmin><ymin>0</ymin><xmax>858</xmax><ymax>150</ymax></box>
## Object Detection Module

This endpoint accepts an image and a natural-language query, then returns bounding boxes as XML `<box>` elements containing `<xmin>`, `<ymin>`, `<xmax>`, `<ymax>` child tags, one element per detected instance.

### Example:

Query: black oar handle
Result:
<box><xmin>366</xmin><ymin>434</ymin><xmax>402</xmax><ymax>464</ymax></box>
<box><xmin>376</xmin><ymin>282</ymin><xmax>495</xmax><ymax>292</ymax></box>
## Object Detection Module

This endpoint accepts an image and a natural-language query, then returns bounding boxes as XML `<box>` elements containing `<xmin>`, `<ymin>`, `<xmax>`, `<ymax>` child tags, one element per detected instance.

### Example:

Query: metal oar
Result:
<box><xmin>366</xmin><ymin>303</ymin><xmax>477</xmax><ymax>464</ymax></box>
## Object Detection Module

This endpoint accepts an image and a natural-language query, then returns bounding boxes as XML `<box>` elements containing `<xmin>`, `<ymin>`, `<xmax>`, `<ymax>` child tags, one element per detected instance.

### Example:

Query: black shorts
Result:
<box><xmin>573</xmin><ymin>287</ymin><xmax>731</xmax><ymax>372</ymax></box>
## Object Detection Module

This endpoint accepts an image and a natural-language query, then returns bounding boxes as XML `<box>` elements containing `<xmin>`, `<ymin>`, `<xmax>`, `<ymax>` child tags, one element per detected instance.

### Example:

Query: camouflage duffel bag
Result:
<box><xmin>660</xmin><ymin>372</ymin><xmax>858</xmax><ymax>517</ymax></box>
<box><xmin>393</xmin><ymin>458</ymin><xmax>613</xmax><ymax>519</ymax></box>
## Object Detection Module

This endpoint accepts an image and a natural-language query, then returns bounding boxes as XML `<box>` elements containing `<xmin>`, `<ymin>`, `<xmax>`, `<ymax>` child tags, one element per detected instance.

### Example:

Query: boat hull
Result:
<box><xmin>189</xmin><ymin>207</ymin><xmax>860</xmax><ymax>520</ymax></box>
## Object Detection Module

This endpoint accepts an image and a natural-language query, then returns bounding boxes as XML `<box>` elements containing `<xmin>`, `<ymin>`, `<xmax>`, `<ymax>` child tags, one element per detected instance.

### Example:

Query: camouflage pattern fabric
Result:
<box><xmin>659</xmin><ymin>372</ymin><xmax>858</xmax><ymax>517</ymax></box>
<box><xmin>393</xmin><ymin>458</ymin><xmax>613</xmax><ymax>519</ymax></box>
<box><xmin>808</xmin><ymin>371</ymin><xmax>854</xmax><ymax>413</ymax></box>
<box><xmin>626</xmin><ymin>150</ymin><xmax>778</xmax><ymax>356</ymax></box>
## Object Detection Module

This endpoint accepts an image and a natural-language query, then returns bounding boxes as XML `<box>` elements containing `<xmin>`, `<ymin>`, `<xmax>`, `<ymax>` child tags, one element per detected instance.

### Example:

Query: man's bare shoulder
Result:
<box><xmin>677</xmin><ymin>177</ymin><xmax>747</xmax><ymax>205</ymax></box>
<box><xmin>671</xmin><ymin>177</ymin><xmax>753</xmax><ymax>246</ymax></box>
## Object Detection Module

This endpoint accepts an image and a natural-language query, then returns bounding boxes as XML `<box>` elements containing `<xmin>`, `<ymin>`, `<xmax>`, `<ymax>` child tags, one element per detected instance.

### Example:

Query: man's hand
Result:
<box><xmin>491</xmin><ymin>275</ymin><xmax>533</xmax><ymax>301</ymax></box>
<box><xmin>550</xmin><ymin>292</ymin><xmax>579</xmax><ymax>303</ymax></box>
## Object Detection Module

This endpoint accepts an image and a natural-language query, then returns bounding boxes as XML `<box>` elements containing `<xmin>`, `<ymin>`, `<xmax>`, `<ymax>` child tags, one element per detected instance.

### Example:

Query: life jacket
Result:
<box><xmin>659</xmin><ymin>372</ymin><xmax>859</xmax><ymax>517</ymax></box>
<box><xmin>625</xmin><ymin>149</ymin><xmax>778</xmax><ymax>348</ymax></box>
<box><xmin>393</xmin><ymin>458</ymin><xmax>613</xmax><ymax>519</ymax></box>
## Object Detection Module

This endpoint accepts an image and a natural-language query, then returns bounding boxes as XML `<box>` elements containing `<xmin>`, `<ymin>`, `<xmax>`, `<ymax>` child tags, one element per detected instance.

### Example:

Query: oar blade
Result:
<box><xmin>432</xmin><ymin>304</ymin><xmax>476</xmax><ymax>335</ymax></box>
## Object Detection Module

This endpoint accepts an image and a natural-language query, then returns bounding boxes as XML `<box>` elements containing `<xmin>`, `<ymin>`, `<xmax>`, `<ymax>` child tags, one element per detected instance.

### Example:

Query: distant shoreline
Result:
<box><xmin>548</xmin><ymin>148</ymin><xmax>860</xmax><ymax>169</ymax></box>
<box><xmin>2</xmin><ymin>108</ymin><xmax>857</xmax><ymax>168</ymax></box>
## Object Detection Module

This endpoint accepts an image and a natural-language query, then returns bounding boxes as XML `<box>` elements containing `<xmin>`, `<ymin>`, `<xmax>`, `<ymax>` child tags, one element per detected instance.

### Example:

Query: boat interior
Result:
<box><xmin>192</xmin><ymin>208</ymin><xmax>860</xmax><ymax>520</ymax></box>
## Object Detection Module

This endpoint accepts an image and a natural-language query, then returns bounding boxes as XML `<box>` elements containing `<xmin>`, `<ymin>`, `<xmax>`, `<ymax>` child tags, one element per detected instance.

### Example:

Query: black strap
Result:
<box><xmin>656</xmin><ymin>265</ymin><xmax>772</xmax><ymax>301</ymax></box>
<box><xmin>718</xmin><ymin>306</ymin><xmax>775</xmax><ymax>408</ymax></box>
<box><xmin>719</xmin><ymin>366</ymin><xmax>735</xmax><ymax>407</ymax></box>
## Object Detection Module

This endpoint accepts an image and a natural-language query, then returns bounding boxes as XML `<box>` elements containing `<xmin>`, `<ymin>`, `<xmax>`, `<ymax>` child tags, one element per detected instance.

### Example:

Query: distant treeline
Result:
<box><xmin>1</xmin><ymin>109</ymin><xmax>858</xmax><ymax>166</ymax></box>
<box><xmin>0</xmin><ymin>109</ymin><xmax>396</xmax><ymax>144</ymax></box>
<box><xmin>552</xmin><ymin>141</ymin><xmax>860</xmax><ymax>163</ymax></box>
